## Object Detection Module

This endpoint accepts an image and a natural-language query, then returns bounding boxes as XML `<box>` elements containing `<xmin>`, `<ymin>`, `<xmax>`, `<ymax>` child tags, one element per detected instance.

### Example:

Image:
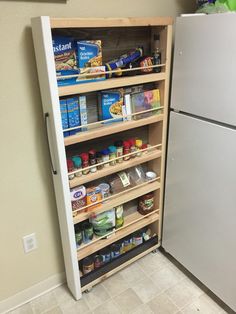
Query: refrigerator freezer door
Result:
<box><xmin>163</xmin><ymin>112</ymin><xmax>236</xmax><ymax>311</ymax></box>
<box><xmin>171</xmin><ymin>14</ymin><xmax>236</xmax><ymax>126</ymax></box>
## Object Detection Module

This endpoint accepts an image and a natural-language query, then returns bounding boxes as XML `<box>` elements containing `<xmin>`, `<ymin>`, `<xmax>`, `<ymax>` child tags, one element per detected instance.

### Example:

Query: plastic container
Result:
<box><xmin>145</xmin><ymin>171</ymin><xmax>157</xmax><ymax>181</ymax></box>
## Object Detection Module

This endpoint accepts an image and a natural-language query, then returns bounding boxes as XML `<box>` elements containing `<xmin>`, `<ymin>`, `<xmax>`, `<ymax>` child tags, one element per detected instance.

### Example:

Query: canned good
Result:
<box><xmin>100</xmin><ymin>248</ymin><xmax>111</xmax><ymax>263</ymax></box>
<box><xmin>94</xmin><ymin>255</ymin><xmax>103</xmax><ymax>269</ymax></box>
<box><xmin>124</xmin><ymin>236</ymin><xmax>133</xmax><ymax>252</ymax></box>
<box><xmin>82</xmin><ymin>257</ymin><xmax>94</xmax><ymax>274</ymax></box>
<box><xmin>133</xmin><ymin>231</ymin><xmax>143</xmax><ymax>246</ymax></box>
<box><xmin>111</xmin><ymin>244</ymin><xmax>121</xmax><ymax>259</ymax></box>
<box><xmin>98</xmin><ymin>183</ymin><xmax>111</xmax><ymax>200</ymax></box>
<box><xmin>82</xmin><ymin>222</ymin><xmax>94</xmax><ymax>243</ymax></box>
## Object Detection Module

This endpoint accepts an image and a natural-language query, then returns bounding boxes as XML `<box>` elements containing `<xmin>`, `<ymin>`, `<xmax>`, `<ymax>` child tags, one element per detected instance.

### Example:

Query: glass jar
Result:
<box><xmin>89</xmin><ymin>149</ymin><xmax>97</xmax><ymax>173</ymax></box>
<box><xmin>72</xmin><ymin>156</ymin><xmax>82</xmax><ymax>177</ymax></box>
<box><xmin>114</xmin><ymin>140</ymin><xmax>123</xmax><ymax>163</ymax></box>
<box><xmin>96</xmin><ymin>152</ymin><xmax>104</xmax><ymax>170</ymax></box>
<box><xmin>101</xmin><ymin>149</ymin><xmax>110</xmax><ymax>168</ymax></box>
<box><xmin>123</xmin><ymin>141</ymin><xmax>130</xmax><ymax>161</ymax></box>
<box><xmin>108</xmin><ymin>145</ymin><xmax>117</xmax><ymax>166</ymax></box>
<box><xmin>67</xmin><ymin>159</ymin><xmax>75</xmax><ymax>180</ymax></box>
<box><xmin>135</xmin><ymin>139</ymin><xmax>143</xmax><ymax>157</ymax></box>
<box><xmin>80</xmin><ymin>153</ymin><xmax>89</xmax><ymax>175</ymax></box>
<box><xmin>138</xmin><ymin>192</ymin><xmax>155</xmax><ymax>215</ymax></box>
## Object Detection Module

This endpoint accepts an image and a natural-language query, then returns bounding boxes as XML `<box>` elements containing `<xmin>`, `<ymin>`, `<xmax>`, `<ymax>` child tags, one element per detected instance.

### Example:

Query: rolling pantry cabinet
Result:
<box><xmin>31</xmin><ymin>16</ymin><xmax>173</xmax><ymax>300</ymax></box>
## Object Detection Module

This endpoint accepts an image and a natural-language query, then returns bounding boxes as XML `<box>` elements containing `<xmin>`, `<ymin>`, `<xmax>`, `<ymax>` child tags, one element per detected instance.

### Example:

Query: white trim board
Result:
<box><xmin>0</xmin><ymin>272</ymin><xmax>65</xmax><ymax>314</ymax></box>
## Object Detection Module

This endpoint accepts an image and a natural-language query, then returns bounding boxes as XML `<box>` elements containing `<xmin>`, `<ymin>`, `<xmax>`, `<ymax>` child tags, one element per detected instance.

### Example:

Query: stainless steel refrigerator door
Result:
<box><xmin>171</xmin><ymin>14</ymin><xmax>236</xmax><ymax>126</ymax></box>
<box><xmin>163</xmin><ymin>112</ymin><xmax>236</xmax><ymax>311</ymax></box>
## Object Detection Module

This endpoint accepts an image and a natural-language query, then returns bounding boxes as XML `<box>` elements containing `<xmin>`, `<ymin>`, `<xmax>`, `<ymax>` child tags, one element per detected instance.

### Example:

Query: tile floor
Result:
<box><xmin>8</xmin><ymin>251</ymin><xmax>232</xmax><ymax>314</ymax></box>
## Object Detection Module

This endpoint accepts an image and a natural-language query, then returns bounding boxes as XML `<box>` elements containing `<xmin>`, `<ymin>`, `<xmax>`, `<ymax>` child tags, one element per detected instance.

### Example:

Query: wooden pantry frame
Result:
<box><xmin>31</xmin><ymin>16</ymin><xmax>173</xmax><ymax>300</ymax></box>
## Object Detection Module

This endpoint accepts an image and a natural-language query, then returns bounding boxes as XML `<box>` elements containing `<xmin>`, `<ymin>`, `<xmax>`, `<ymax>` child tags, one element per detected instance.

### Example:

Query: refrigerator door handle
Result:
<box><xmin>44</xmin><ymin>112</ymin><xmax>57</xmax><ymax>175</ymax></box>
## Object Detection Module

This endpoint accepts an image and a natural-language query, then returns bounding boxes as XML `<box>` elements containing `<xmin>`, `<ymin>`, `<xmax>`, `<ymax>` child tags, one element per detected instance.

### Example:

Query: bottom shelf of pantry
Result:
<box><xmin>77</xmin><ymin>210</ymin><xmax>159</xmax><ymax>261</ymax></box>
<box><xmin>80</xmin><ymin>235</ymin><xmax>160</xmax><ymax>290</ymax></box>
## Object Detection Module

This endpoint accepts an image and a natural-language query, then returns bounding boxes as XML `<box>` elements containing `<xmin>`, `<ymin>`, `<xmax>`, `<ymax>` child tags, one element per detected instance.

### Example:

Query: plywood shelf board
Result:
<box><xmin>77</xmin><ymin>211</ymin><xmax>159</xmax><ymax>260</ymax></box>
<box><xmin>73</xmin><ymin>180</ymin><xmax>161</xmax><ymax>224</ymax></box>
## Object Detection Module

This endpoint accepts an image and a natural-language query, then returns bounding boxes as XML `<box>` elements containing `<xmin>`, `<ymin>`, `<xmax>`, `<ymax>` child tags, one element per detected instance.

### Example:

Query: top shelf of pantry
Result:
<box><xmin>50</xmin><ymin>17</ymin><xmax>173</xmax><ymax>29</ymax></box>
<box><xmin>58</xmin><ymin>72</ymin><xmax>166</xmax><ymax>97</ymax></box>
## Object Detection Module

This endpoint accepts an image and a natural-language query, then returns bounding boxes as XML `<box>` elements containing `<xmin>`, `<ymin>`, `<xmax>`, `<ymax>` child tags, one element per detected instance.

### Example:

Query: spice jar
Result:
<box><xmin>96</xmin><ymin>152</ymin><xmax>104</xmax><ymax>170</ymax></box>
<box><xmin>115</xmin><ymin>205</ymin><xmax>124</xmax><ymax>229</ymax></box>
<box><xmin>72</xmin><ymin>156</ymin><xmax>82</xmax><ymax>177</ymax></box>
<box><xmin>98</xmin><ymin>183</ymin><xmax>110</xmax><ymax>200</ymax></box>
<box><xmin>138</xmin><ymin>192</ymin><xmax>154</xmax><ymax>215</ymax></box>
<box><xmin>141</xmin><ymin>143</ymin><xmax>148</xmax><ymax>154</ymax></box>
<box><xmin>82</xmin><ymin>257</ymin><xmax>94</xmax><ymax>274</ymax></box>
<box><xmin>82</xmin><ymin>222</ymin><xmax>94</xmax><ymax>243</ymax></box>
<box><xmin>128</xmin><ymin>138</ymin><xmax>136</xmax><ymax>158</ymax></box>
<box><xmin>114</xmin><ymin>140</ymin><xmax>123</xmax><ymax>163</ymax></box>
<box><xmin>94</xmin><ymin>255</ymin><xmax>103</xmax><ymax>269</ymax></box>
<box><xmin>100</xmin><ymin>248</ymin><xmax>111</xmax><ymax>263</ymax></box>
<box><xmin>89</xmin><ymin>149</ymin><xmax>97</xmax><ymax>173</ymax></box>
<box><xmin>101</xmin><ymin>149</ymin><xmax>110</xmax><ymax>168</ymax></box>
<box><xmin>123</xmin><ymin>141</ymin><xmax>130</xmax><ymax>161</ymax></box>
<box><xmin>80</xmin><ymin>153</ymin><xmax>89</xmax><ymax>175</ymax></box>
<box><xmin>67</xmin><ymin>159</ymin><xmax>75</xmax><ymax>180</ymax></box>
<box><xmin>135</xmin><ymin>139</ymin><xmax>143</xmax><ymax>157</ymax></box>
<box><xmin>108</xmin><ymin>146</ymin><xmax>117</xmax><ymax>166</ymax></box>
<box><xmin>74</xmin><ymin>225</ymin><xmax>83</xmax><ymax>248</ymax></box>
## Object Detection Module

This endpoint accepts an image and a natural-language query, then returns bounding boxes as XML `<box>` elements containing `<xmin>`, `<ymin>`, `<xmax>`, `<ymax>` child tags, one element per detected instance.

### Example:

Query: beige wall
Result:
<box><xmin>0</xmin><ymin>0</ymin><xmax>195</xmax><ymax>302</ymax></box>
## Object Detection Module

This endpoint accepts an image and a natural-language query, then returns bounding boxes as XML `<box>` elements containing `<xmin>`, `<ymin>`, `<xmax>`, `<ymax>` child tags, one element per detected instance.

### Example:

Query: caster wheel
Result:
<box><xmin>152</xmin><ymin>248</ymin><xmax>159</xmax><ymax>254</ymax></box>
<box><xmin>84</xmin><ymin>287</ymin><xmax>92</xmax><ymax>294</ymax></box>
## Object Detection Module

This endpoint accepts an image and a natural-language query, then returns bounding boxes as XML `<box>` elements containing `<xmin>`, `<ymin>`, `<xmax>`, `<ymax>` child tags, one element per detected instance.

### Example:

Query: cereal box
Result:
<box><xmin>98</xmin><ymin>89</ymin><xmax>124</xmax><ymax>123</ymax></box>
<box><xmin>66</xmin><ymin>97</ymin><xmax>80</xmax><ymax>135</ymax></box>
<box><xmin>59</xmin><ymin>99</ymin><xmax>69</xmax><ymax>137</ymax></box>
<box><xmin>77</xmin><ymin>40</ymin><xmax>102</xmax><ymax>68</ymax></box>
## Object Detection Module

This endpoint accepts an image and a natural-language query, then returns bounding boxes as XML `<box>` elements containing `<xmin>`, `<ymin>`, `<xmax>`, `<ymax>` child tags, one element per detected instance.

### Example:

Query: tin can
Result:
<box><xmin>94</xmin><ymin>255</ymin><xmax>103</xmax><ymax>269</ymax></box>
<box><xmin>111</xmin><ymin>244</ymin><xmax>121</xmax><ymax>259</ymax></box>
<box><xmin>124</xmin><ymin>236</ymin><xmax>133</xmax><ymax>252</ymax></box>
<box><xmin>133</xmin><ymin>231</ymin><xmax>143</xmax><ymax>246</ymax></box>
<box><xmin>82</xmin><ymin>257</ymin><xmax>94</xmax><ymax>274</ymax></box>
<box><xmin>100</xmin><ymin>248</ymin><xmax>111</xmax><ymax>263</ymax></box>
<box><xmin>98</xmin><ymin>183</ymin><xmax>111</xmax><ymax>199</ymax></box>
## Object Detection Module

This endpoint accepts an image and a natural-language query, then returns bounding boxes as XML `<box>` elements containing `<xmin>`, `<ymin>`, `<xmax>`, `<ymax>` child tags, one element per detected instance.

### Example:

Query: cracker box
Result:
<box><xmin>59</xmin><ymin>99</ymin><xmax>69</xmax><ymax>137</ymax></box>
<box><xmin>98</xmin><ymin>89</ymin><xmax>124</xmax><ymax>123</ymax></box>
<box><xmin>66</xmin><ymin>97</ymin><xmax>81</xmax><ymax>135</ymax></box>
<box><xmin>77</xmin><ymin>40</ymin><xmax>102</xmax><ymax>68</ymax></box>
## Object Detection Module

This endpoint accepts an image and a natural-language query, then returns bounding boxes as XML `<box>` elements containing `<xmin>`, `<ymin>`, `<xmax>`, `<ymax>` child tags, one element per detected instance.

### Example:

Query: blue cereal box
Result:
<box><xmin>99</xmin><ymin>89</ymin><xmax>124</xmax><ymax>123</ymax></box>
<box><xmin>66</xmin><ymin>97</ymin><xmax>80</xmax><ymax>135</ymax></box>
<box><xmin>52</xmin><ymin>36</ymin><xmax>78</xmax><ymax>86</ymax></box>
<box><xmin>59</xmin><ymin>99</ymin><xmax>69</xmax><ymax>137</ymax></box>
<box><xmin>77</xmin><ymin>40</ymin><xmax>102</xmax><ymax>68</ymax></box>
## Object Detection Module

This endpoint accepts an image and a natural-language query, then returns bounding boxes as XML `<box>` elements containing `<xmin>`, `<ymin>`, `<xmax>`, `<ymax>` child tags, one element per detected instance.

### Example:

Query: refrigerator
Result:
<box><xmin>162</xmin><ymin>14</ymin><xmax>236</xmax><ymax>311</ymax></box>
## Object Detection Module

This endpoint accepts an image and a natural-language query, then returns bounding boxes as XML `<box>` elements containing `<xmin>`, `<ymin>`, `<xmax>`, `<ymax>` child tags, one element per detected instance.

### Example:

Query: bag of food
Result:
<box><xmin>90</xmin><ymin>209</ymin><xmax>115</xmax><ymax>236</ymax></box>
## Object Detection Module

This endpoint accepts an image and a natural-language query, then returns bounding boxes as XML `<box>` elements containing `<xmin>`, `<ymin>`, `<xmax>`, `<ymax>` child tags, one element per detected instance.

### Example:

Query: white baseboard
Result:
<box><xmin>0</xmin><ymin>272</ymin><xmax>65</xmax><ymax>314</ymax></box>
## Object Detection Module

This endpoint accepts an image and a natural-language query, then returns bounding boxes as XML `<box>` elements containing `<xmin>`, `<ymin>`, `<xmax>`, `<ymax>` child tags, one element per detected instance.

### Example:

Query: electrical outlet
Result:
<box><xmin>23</xmin><ymin>233</ymin><xmax>37</xmax><ymax>253</ymax></box>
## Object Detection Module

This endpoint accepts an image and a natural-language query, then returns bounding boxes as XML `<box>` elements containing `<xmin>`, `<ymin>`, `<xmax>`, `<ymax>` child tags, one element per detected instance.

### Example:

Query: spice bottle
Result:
<box><xmin>101</xmin><ymin>149</ymin><xmax>110</xmax><ymax>168</ymax></box>
<box><xmin>123</xmin><ymin>141</ymin><xmax>130</xmax><ymax>161</ymax></box>
<box><xmin>128</xmin><ymin>138</ymin><xmax>136</xmax><ymax>158</ymax></box>
<box><xmin>80</xmin><ymin>153</ymin><xmax>89</xmax><ymax>175</ymax></box>
<box><xmin>141</xmin><ymin>143</ymin><xmax>148</xmax><ymax>154</ymax></box>
<box><xmin>108</xmin><ymin>146</ymin><xmax>117</xmax><ymax>166</ymax></box>
<box><xmin>89</xmin><ymin>149</ymin><xmax>97</xmax><ymax>173</ymax></box>
<box><xmin>96</xmin><ymin>152</ymin><xmax>104</xmax><ymax>170</ymax></box>
<box><xmin>135</xmin><ymin>139</ymin><xmax>143</xmax><ymax>157</ymax></box>
<box><xmin>72</xmin><ymin>156</ymin><xmax>82</xmax><ymax>177</ymax></box>
<box><xmin>114</xmin><ymin>140</ymin><xmax>123</xmax><ymax>163</ymax></box>
<box><xmin>138</xmin><ymin>192</ymin><xmax>155</xmax><ymax>215</ymax></box>
<box><xmin>67</xmin><ymin>159</ymin><xmax>75</xmax><ymax>180</ymax></box>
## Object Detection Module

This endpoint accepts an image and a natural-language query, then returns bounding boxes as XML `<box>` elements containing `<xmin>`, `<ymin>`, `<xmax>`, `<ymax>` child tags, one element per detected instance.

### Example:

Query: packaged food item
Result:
<box><xmin>131</xmin><ymin>89</ymin><xmax>161</xmax><ymax>120</ymax></box>
<box><xmin>70</xmin><ymin>185</ymin><xmax>86</xmax><ymax>210</ymax></box>
<box><xmin>74</xmin><ymin>225</ymin><xmax>83</xmax><ymax>248</ymax></box>
<box><xmin>67</xmin><ymin>159</ymin><xmax>75</xmax><ymax>180</ymax></box>
<box><xmin>153</xmin><ymin>49</ymin><xmax>161</xmax><ymax>73</ymax></box>
<box><xmin>133</xmin><ymin>231</ymin><xmax>143</xmax><ymax>246</ymax></box>
<box><xmin>72</xmin><ymin>156</ymin><xmax>82</xmax><ymax>177</ymax></box>
<box><xmin>138</xmin><ymin>192</ymin><xmax>155</xmax><ymax>215</ymax></box>
<box><xmin>115</xmin><ymin>205</ymin><xmax>124</xmax><ymax>228</ymax></box>
<box><xmin>100</xmin><ymin>248</ymin><xmax>111</xmax><ymax>263</ymax></box>
<box><xmin>108</xmin><ymin>171</ymin><xmax>131</xmax><ymax>194</ymax></box>
<box><xmin>52</xmin><ymin>36</ymin><xmax>77</xmax><ymax>86</ymax></box>
<box><xmin>101</xmin><ymin>149</ymin><xmax>110</xmax><ymax>167</ymax></box>
<box><xmin>60</xmin><ymin>99</ymin><xmax>69</xmax><ymax>137</ymax></box>
<box><xmin>89</xmin><ymin>150</ymin><xmax>97</xmax><ymax>173</ymax></box>
<box><xmin>141</xmin><ymin>143</ymin><xmax>148</xmax><ymax>154</ymax></box>
<box><xmin>127</xmin><ymin>166</ymin><xmax>146</xmax><ymax>186</ymax></box>
<box><xmin>123</xmin><ymin>236</ymin><xmax>133</xmax><ymax>252</ymax></box>
<box><xmin>96</xmin><ymin>152</ymin><xmax>104</xmax><ymax>170</ymax></box>
<box><xmin>111</xmin><ymin>244</ymin><xmax>121</xmax><ymax>259</ymax></box>
<box><xmin>145</xmin><ymin>171</ymin><xmax>157</xmax><ymax>181</ymax></box>
<box><xmin>108</xmin><ymin>146</ymin><xmax>117</xmax><ymax>166</ymax></box>
<box><xmin>135</xmin><ymin>139</ymin><xmax>143</xmax><ymax>157</ymax></box>
<box><xmin>105</xmin><ymin>47</ymin><xmax>143</xmax><ymax>78</ymax></box>
<box><xmin>77</xmin><ymin>40</ymin><xmax>102</xmax><ymax>68</ymax></box>
<box><xmin>128</xmin><ymin>138</ymin><xmax>136</xmax><ymax>158</ymax></box>
<box><xmin>123</xmin><ymin>141</ymin><xmax>130</xmax><ymax>161</ymax></box>
<box><xmin>86</xmin><ymin>186</ymin><xmax>102</xmax><ymax>210</ymax></box>
<box><xmin>67</xmin><ymin>97</ymin><xmax>80</xmax><ymax>135</ymax></box>
<box><xmin>98</xmin><ymin>183</ymin><xmax>111</xmax><ymax>199</ymax></box>
<box><xmin>98</xmin><ymin>89</ymin><xmax>124</xmax><ymax>123</ymax></box>
<box><xmin>82</xmin><ymin>256</ymin><xmax>94</xmax><ymax>274</ymax></box>
<box><xmin>114</xmin><ymin>140</ymin><xmax>123</xmax><ymax>163</ymax></box>
<box><xmin>94</xmin><ymin>255</ymin><xmax>103</xmax><ymax>269</ymax></box>
<box><xmin>126</xmin><ymin>56</ymin><xmax>154</xmax><ymax>75</ymax></box>
<box><xmin>78</xmin><ymin>96</ymin><xmax>88</xmax><ymax>131</ymax></box>
<box><xmin>90</xmin><ymin>209</ymin><xmax>115</xmax><ymax>236</ymax></box>
<box><xmin>82</xmin><ymin>222</ymin><xmax>94</xmax><ymax>243</ymax></box>
<box><xmin>80</xmin><ymin>153</ymin><xmax>89</xmax><ymax>175</ymax></box>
